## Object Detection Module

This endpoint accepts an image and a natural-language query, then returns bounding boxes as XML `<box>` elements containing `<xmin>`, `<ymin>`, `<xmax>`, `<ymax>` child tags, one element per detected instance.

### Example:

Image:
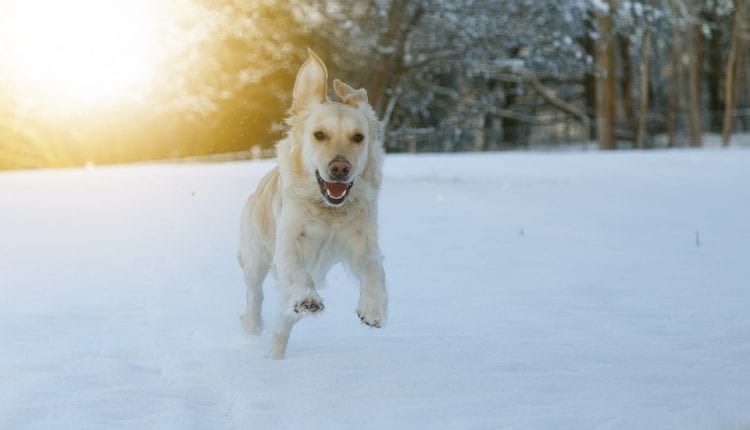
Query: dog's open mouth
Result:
<box><xmin>316</xmin><ymin>170</ymin><xmax>353</xmax><ymax>206</ymax></box>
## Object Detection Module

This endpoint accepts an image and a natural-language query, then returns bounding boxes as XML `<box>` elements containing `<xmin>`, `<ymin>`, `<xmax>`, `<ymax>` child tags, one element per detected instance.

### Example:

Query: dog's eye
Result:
<box><xmin>313</xmin><ymin>131</ymin><xmax>326</xmax><ymax>141</ymax></box>
<box><xmin>352</xmin><ymin>133</ymin><xmax>364</xmax><ymax>143</ymax></box>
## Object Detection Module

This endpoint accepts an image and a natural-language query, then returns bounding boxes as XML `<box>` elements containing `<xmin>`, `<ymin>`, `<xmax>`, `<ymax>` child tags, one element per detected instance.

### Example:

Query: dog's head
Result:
<box><xmin>285</xmin><ymin>49</ymin><xmax>380</xmax><ymax>207</ymax></box>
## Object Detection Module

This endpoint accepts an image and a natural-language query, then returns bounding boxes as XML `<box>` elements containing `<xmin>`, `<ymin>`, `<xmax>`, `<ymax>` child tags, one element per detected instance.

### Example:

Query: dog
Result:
<box><xmin>237</xmin><ymin>49</ymin><xmax>387</xmax><ymax>359</ymax></box>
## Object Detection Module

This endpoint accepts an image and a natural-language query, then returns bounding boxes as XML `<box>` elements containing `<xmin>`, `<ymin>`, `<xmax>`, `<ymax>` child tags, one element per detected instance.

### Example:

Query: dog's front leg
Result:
<box><xmin>275</xmin><ymin>226</ymin><xmax>324</xmax><ymax>313</ymax></box>
<box><xmin>356</xmin><ymin>258</ymin><xmax>387</xmax><ymax>328</ymax></box>
<box><xmin>270</xmin><ymin>222</ymin><xmax>323</xmax><ymax>359</ymax></box>
<box><xmin>348</xmin><ymin>232</ymin><xmax>387</xmax><ymax>328</ymax></box>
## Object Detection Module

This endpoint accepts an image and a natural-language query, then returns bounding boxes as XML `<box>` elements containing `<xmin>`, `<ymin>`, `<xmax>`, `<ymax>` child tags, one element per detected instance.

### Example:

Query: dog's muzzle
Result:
<box><xmin>316</xmin><ymin>170</ymin><xmax>353</xmax><ymax>206</ymax></box>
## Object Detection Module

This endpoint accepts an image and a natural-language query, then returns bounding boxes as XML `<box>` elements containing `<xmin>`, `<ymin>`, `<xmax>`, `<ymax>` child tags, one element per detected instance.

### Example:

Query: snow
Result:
<box><xmin>1</xmin><ymin>149</ymin><xmax>750</xmax><ymax>429</ymax></box>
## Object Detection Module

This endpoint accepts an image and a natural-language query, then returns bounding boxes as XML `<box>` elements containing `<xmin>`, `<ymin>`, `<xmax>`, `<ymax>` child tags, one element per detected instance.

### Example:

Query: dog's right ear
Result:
<box><xmin>333</xmin><ymin>79</ymin><xmax>368</xmax><ymax>108</ymax></box>
<box><xmin>292</xmin><ymin>48</ymin><xmax>328</xmax><ymax>113</ymax></box>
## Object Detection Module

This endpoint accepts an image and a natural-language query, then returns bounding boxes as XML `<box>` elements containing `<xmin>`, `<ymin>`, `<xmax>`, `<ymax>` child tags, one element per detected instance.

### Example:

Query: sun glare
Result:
<box><xmin>0</xmin><ymin>0</ymin><xmax>162</xmax><ymax>110</ymax></box>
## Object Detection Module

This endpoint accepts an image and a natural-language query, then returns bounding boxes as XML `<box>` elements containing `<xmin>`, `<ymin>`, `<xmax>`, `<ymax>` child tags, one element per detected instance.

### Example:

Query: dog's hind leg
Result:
<box><xmin>239</xmin><ymin>252</ymin><xmax>270</xmax><ymax>335</ymax></box>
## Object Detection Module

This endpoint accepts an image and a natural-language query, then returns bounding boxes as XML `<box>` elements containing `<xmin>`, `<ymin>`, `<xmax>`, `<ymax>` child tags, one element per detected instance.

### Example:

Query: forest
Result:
<box><xmin>0</xmin><ymin>0</ymin><xmax>748</xmax><ymax>169</ymax></box>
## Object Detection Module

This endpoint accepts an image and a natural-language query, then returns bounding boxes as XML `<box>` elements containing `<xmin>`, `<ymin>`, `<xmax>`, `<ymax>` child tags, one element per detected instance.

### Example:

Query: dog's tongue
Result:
<box><xmin>324</xmin><ymin>181</ymin><xmax>349</xmax><ymax>199</ymax></box>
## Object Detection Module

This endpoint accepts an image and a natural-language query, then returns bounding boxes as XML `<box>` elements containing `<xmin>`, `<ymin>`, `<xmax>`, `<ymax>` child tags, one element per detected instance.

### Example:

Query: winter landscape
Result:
<box><xmin>1</xmin><ymin>147</ymin><xmax>749</xmax><ymax>429</ymax></box>
<box><xmin>2</xmin><ymin>1</ymin><xmax>750</xmax><ymax>428</ymax></box>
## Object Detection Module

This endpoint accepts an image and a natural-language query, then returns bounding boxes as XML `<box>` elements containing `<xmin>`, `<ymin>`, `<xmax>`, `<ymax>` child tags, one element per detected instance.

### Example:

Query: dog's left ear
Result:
<box><xmin>292</xmin><ymin>48</ymin><xmax>328</xmax><ymax>113</ymax></box>
<box><xmin>333</xmin><ymin>79</ymin><xmax>368</xmax><ymax>108</ymax></box>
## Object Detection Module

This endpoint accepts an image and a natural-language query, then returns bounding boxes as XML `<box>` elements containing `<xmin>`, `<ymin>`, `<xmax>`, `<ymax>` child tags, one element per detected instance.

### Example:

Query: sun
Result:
<box><xmin>0</xmin><ymin>0</ymin><xmax>162</xmax><ymax>110</ymax></box>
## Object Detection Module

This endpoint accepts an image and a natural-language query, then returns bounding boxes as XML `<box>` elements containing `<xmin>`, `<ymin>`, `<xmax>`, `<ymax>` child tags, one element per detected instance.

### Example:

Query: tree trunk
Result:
<box><xmin>580</xmin><ymin>10</ymin><xmax>598</xmax><ymax>140</ymax></box>
<box><xmin>722</xmin><ymin>0</ymin><xmax>746</xmax><ymax>147</ymax></box>
<box><xmin>636</xmin><ymin>18</ymin><xmax>652</xmax><ymax>149</ymax></box>
<box><xmin>380</xmin><ymin>84</ymin><xmax>402</xmax><ymax>148</ymax></box>
<box><xmin>619</xmin><ymin>34</ymin><xmax>636</xmax><ymax>143</ymax></box>
<box><xmin>667</xmin><ymin>17</ymin><xmax>683</xmax><ymax>148</ymax></box>
<box><xmin>596</xmin><ymin>0</ymin><xmax>617</xmax><ymax>150</ymax></box>
<box><xmin>368</xmin><ymin>0</ymin><xmax>408</xmax><ymax>115</ymax></box>
<box><xmin>704</xmin><ymin>8</ymin><xmax>724</xmax><ymax>132</ymax></box>
<box><xmin>501</xmin><ymin>81</ymin><xmax>521</xmax><ymax>146</ymax></box>
<box><xmin>368</xmin><ymin>1</ymin><xmax>423</xmax><ymax>118</ymax></box>
<box><xmin>688</xmin><ymin>19</ymin><xmax>704</xmax><ymax>147</ymax></box>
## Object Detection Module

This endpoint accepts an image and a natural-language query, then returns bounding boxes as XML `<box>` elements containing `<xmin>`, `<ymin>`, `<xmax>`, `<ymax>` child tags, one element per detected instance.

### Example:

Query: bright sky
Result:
<box><xmin>0</xmin><ymin>0</ymin><xmax>166</xmax><ymax>111</ymax></box>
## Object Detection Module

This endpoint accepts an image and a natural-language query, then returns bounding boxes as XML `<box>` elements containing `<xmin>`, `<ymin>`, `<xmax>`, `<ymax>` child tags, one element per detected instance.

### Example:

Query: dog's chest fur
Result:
<box><xmin>289</xmin><ymin>191</ymin><xmax>373</xmax><ymax>278</ymax></box>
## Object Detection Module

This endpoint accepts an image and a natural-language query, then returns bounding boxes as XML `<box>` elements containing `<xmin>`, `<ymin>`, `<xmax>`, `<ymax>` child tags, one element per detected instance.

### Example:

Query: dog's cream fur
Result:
<box><xmin>238</xmin><ymin>49</ymin><xmax>387</xmax><ymax>359</ymax></box>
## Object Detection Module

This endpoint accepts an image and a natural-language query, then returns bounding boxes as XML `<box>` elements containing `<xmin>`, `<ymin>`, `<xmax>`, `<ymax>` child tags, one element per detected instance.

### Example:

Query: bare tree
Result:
<box><xmin>618</xmin><ymin>32</ymin><xmax>636</xmax><ymax>140</ymax></box>
<box><xmin>666</xmin><ymin>6</ymin><xmax>683</xmax><ymax>148</ymax></box>
<box><xmin>636</xmin><ymin>6</ymin><xmax>653</xmax><ymax>149</ymax></box>
<box><xmin>596</xmin><ymin>0</ymin><xmax>618</xmax><ymax>149</ymax></box>
<box><xmin>722</xmin><ymin>0</ymin><xmax>747</xmax><ymax>146</ymax></box>
<box><xmin>688</xmin><ymin>1</ymin><xmax>704</xmax><ymax>147</ymax></box>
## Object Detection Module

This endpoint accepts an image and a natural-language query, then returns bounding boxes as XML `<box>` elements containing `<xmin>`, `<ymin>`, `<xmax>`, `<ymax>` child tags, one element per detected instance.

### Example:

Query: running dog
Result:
<box><xmin>238</xmin><ymin>49</ymin><xmax>387</xmax><ymax>359</ymax></box>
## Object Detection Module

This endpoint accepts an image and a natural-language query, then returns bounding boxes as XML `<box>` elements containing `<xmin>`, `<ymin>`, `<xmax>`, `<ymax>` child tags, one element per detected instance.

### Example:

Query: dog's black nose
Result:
<box><xmin>328</xmin><ymin>159</ymin><xmax>351</xmax><ymax>180</ymax></box>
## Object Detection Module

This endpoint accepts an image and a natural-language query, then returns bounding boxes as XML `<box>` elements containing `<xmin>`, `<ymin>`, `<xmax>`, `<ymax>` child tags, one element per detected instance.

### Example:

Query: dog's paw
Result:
<box><xmin>357</xmin><ymin>293</ymin><xmax>387</xmax><ymax>328</ymax></box>
<box><xmin>294</xmin><ymin>297</ymin><xmax>325</xmax><ymax>314</ymax></box>
<box><xmin>357</xmin><ymin>306</ymin><xmax>386</xmax><ymax>328</ymax></box>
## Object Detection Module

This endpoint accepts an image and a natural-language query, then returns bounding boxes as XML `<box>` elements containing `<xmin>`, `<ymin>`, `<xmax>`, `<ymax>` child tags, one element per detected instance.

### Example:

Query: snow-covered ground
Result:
<box><xmin>1</xmin><ymin>149</ymin><xmax>749</xmax><ymax>429</ymax></box>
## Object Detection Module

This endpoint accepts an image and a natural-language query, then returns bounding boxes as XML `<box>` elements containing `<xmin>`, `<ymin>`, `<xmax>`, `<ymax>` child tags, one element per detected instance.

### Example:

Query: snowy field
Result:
<box><xmin>1</xmin><ymin>149</ymin><xmax>749</xmax><ymax>429</ymax></box>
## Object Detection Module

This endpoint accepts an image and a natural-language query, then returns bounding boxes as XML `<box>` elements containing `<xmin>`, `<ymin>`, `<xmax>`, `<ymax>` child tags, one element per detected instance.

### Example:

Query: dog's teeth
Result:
<box><xmin>326</xmin><ymin>189</ymin><xmax>346</xmax><ymax>199</ymax></box>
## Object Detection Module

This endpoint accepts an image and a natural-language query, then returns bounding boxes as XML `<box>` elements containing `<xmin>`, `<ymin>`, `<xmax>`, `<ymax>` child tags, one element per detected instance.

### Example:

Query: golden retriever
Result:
<box><xmin>238</xmin><ymin>49</ymin><xmax>387</xmax><ymax>359</ymax></box>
